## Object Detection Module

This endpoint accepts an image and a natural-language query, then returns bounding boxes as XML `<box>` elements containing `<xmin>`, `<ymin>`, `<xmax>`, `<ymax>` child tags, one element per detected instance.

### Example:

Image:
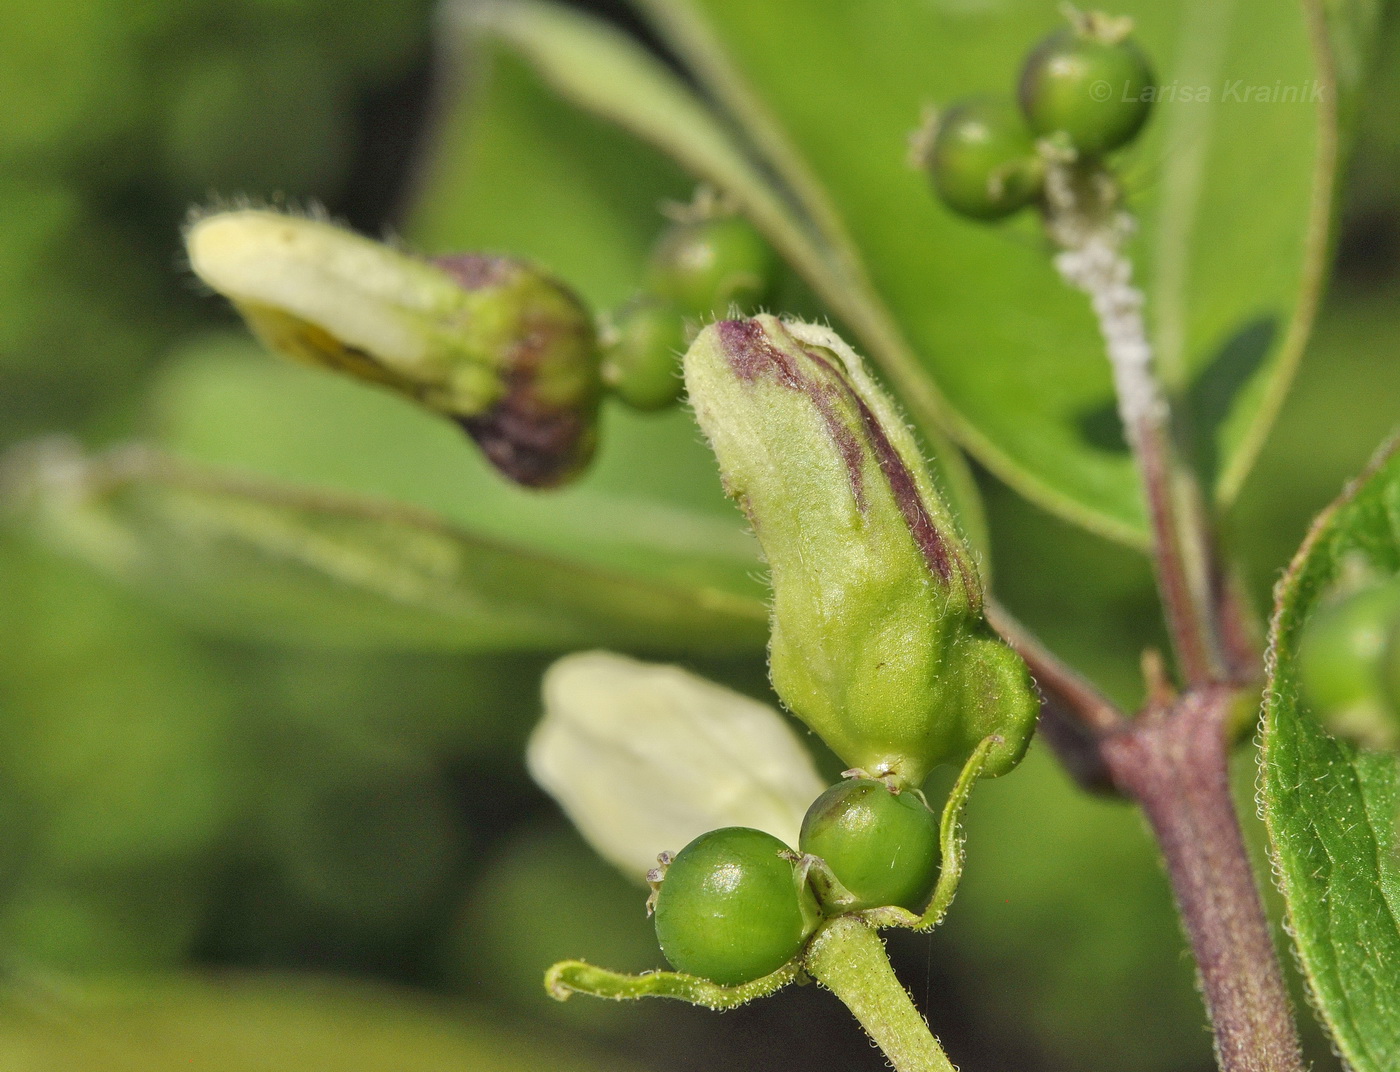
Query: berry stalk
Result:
<box><xmin>803</xmin><ymin>916</ymin><xmax>957</xmax><ymax>1072</ymax></box>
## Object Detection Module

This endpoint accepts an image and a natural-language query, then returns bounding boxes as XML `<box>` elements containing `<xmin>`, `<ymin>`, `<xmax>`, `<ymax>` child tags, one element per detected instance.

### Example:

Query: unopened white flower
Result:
<box><xmin>184</xmin><ymin>208</ymin><xmax>601</xmax><ymax>487</ymax></box>
<box><xmin>528</xmin><ymin>651</ymin><xmax>826</xmax><ymax>881</ymax></box>
<box><xmin>186</xmin><ymin>209</ymin><xmax>489</xmax><ymax>395</ymax></box>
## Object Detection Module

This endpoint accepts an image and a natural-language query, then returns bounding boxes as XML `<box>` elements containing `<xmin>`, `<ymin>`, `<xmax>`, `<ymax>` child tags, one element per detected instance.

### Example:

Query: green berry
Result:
<box><xmin>1299</xmin><ymin>581</ymin><xmax>1400</xmax><ymax>714</ymax></box>
<box><xmin>600</xmin><ymin>298</ymin><xmax>687</xmax><ymax>411</ymax></box>
<box><xmin>928</xmin><ymin>96</ymin><xmax>1044</xmax><ymax>221</ymax></box>
<box><xmin>646</xmin><ymin>215</ymin><xmax>774</xmax><ymax>319</ymax></box>
<box><xmin>799</xmin><ymin>779</ymin><xmax>939</xmax><ymax>912</ymax></box>
<box><xmin>1018</xmin><ymin>24</ymin><xmax>1154</xmax><ymax>156</ymax></box>
<box><xmin>652</xmin><ymin>827</ymin><xmax>817</xmax><ymax>985</ymax></box>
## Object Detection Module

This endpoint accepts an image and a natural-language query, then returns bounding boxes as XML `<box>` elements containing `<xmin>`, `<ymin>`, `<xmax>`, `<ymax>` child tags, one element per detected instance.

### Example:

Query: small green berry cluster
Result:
<box><xmin>1299</xmin><ymin>572</ymin><xmax>1400</xmax><ymax>751</ymax></box>
<box><xmin>648</xmin><ymin>777</ymin><xmax>940</xmax><ymax>985</ymax></box>
<box><xmin>922</xmin><ymin>11</ymin><xmax>1154</xmax><ymax>220</ymax></box>
<box><xmin>600</xmin><ymin>194</ymin><xmax>775</xmax><ymax>411</ymax></box>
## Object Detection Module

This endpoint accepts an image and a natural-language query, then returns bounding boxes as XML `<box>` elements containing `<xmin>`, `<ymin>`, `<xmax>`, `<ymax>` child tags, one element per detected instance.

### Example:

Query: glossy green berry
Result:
<box><xmin>600</xmin><ymin>298</ymin><xmax>688</xmax><ymax>411</ymax></box>
<box><xmin>1018</xmin><ymin>25</ymin><xmax>1154</xmax><ymax>156</ymax></box>
<box><xmin>799</xmin><ymin>779</ymin><xmax>939</xmax><ymax>912</ymax></box>
<box><xmin>652</xmin><ymin>827</ymin><xmax>818</xmax><ymax>985</ymax></box>
<box><xmin>1299</xmin><ymin>578</ymin><xmax>1400</xmax><ymax>750</ymax></box>
<box><xmin>928</xmin><ymin>97</ymin><xmax>1044</xmax><ymax>221</ymax></box>
<box><xmin>646</xmin><ymin>215</ymin><xmax>774</xmax><ymax>320</ymax></box>
<box><xmin>1299</xmin><ymin>581</ymin><xmax>1400</xmax><ymax>713</ymax></box>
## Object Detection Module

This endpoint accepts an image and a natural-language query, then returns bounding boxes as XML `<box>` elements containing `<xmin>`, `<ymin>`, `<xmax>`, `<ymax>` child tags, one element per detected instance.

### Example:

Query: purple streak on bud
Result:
<box><xmin>718</xmin><ymin>319</ymin><xmax>867</xmax><ymax>512</ymax></box>
<box><xmin>716</xmin><ymin>318</ymin><xmax>963</xmax><ymax>587</ymax></box>
<box><xmin>435</xmin><ymin>253</ymin><xmax>517</xmax><ymax>291</ymax></box>
<box><xmin>721</xmin><ymin>318</ymin><xmax>801</xmax><ymax>387</ymax></box>
<box><xmin>842</xmin><ymin>381</ymin><xmax>959</xmax><ymax>588</ymax></box>
<box><xmin>433</xmin><ymin>255</ymin><xmax>598</xmax><ymax>489</ymax></box>
<box><xmin>455</xmin><ymin>411</ymin><xmax>591</xmax><ymax>489</ymax></box>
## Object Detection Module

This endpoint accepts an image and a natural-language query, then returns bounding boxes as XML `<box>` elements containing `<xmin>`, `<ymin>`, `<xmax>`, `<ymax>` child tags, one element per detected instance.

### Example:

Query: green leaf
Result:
<box><xmin>0</xmin><ymin>975</ymin><xmax>655</xmax><ymax>1072</ymax></box>
<box><xmin>410</xmin><ymin>35</ymin><xmax>688</xmax><ymax>308</ymax></box>
<box><xmin>4</xmin><ymin>439</ymin><xmax>767</xmax><ymax>653</ymax></box>
<box><xmin>432</xmin><ymin>5</ymin><xmax>990</xmax><ymax>554</ymax></box>
<box><xmin>632</xmin><ymin>0</ymin><xmax>1343</xmax><ymax>544</ymax></box>
<box><xmin>1260</xmin><ymin>437</ymin><xmax>1400</xmax><ymax>1071</ymax></box>
<box><xmin>152</xmin><ymin>334</ymin><xmax>765</xmax><ymax>604</ymax></box>
<box><xmin>449</xmin><ymin>0</ymin><xmax>823</xmax><ymax>289</ymax></box>
<box><xmin>1316</xmin><ymin>0</ymin><xmax>1387</xmax><ymax>140</ymax></box>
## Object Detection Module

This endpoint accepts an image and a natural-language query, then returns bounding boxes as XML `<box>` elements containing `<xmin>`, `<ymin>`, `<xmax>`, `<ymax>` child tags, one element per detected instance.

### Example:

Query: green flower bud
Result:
<box><xmin>684</xmin><ymin>316</ymin><xmax>1037</xmax><ymax>784</ymax></box>
<box><xmin>185</xmin><ymin>208</ymin><xmax>601</xmax><ymax>487</ymax></box>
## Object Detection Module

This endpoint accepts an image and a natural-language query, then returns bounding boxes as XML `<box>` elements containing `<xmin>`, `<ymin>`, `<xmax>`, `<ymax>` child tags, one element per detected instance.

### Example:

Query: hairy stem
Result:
<box><xmin>1103</xmin><ymin>688</ymin><xmax>1303</xmax><ymax>1072</ymax></box>
<box><xmin>803</xmin><ymin>916</ymin><xmax>957</xmax><ymax>1072</ymax></box>
<box><xmin>986</xmin><ymin>598</ymin><xmax>1122</xmax><ymax>790</ymax></box>
<box><xmin>1045</xmin><ymin>166</ymin><xmax>1223</xmax><ymax>686</ymax></box>
<box><xmin>986</xmin><ymin>599</ymin><xmax>1126</xmax><ymax>735</ymax></box>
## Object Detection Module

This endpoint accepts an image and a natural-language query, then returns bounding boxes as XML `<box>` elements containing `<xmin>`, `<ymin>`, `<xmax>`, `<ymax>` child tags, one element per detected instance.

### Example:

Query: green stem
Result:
<box><xmin>803</xmin><ymin>916</ymin><xmax>957</xmax><ymax>1072</ymax></box>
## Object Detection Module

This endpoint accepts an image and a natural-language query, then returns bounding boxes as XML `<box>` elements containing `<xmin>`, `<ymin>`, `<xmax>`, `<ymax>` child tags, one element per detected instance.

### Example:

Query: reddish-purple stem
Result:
<box><xmin>1102</xmin><ymin>689</ymin><xmax>1303</xmax><ymax>1072</ymax></box>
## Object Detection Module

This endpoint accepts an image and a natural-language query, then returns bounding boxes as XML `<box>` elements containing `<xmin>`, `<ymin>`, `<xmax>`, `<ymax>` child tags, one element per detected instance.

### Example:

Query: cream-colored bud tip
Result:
<box><xmin>185</xmin><ymin>210</ymin><xmax>315</xmax><ymax>304</ymax></box>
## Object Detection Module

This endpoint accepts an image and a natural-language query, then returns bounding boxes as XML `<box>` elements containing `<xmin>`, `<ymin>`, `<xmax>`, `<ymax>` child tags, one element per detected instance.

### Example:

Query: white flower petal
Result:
<box><xmin>527</xmin><ymin>651</ymin><xmax>825</xmax><ymax>881</ymax></box>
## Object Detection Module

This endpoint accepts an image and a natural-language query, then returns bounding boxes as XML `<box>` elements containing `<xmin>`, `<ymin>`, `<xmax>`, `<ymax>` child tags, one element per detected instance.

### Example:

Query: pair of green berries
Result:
<box><xmin>601</xmin><ymin>211</ymin><xmax>774</xmax><ymax>411</ymax></box>
<box><xmin>650</xmin><ymin>777</ymin><xmax>940</xmax><ymax>986</ymax></box>
<box><xmin>1298</xmin><ymin>574</ymin><xmax>1400</xmax><ymax>750</ymax></box>
<box><xmin>929</xmin><ymin>19</ymin><xmax>1154</xmax><ymax>220</ymax></box>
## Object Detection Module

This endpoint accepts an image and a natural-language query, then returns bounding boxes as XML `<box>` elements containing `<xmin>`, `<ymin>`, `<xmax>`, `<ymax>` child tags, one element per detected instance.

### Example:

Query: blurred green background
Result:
<box><xmin>1</xmin><ymin>0</ymin><xmax>1398</xmax><ymax>1069</ymax></box>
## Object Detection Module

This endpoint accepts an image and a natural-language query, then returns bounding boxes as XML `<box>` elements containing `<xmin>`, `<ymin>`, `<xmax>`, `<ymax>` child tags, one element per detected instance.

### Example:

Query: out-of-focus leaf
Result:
<box><xmin>633</xmin><ymin>0</ymin><xmax>1344</xmax><ymax>545</ymax></box>
<box><xmin>450</xmin><ymin>0</ymin><xmax>819</xmax><ymax>279</ymax></box>
<box><xmin>411</xmin><ymin>35</ymin><xmax>686</xmax><ymax>309</ymax></box>
<box><xmin>1260</xmin><ymin>438</ymin><xmax>1400</xmax><ymax>1071</ymax></box>
<box><xmin>0</xmin><ymin>536</ymin><xmax>233</xmax><ymax>974</ymax></box>
<box><xmin>447</xmin><ymin>2</ymin><xmax>988</xmax><ymax>550</ymax></box>
<box><xmin>447</xmin><ymin>826</ymin><xmax>666</xmax><ymax>1036</ymax></box>
<box><xmin>152</xmin><ymin>334</ymin><xmax>765</xmax><ymax>603</ymax></box>
<box><xmin>3</xmin><ymin>439</ymin><xmax>767</xmax><ymax>652</ymax></box>
<box><xmin>0</xmin><ymin>3</ymin><xmax>143</xmax><ymax>164</ymax></box>
<box><xmin>0</xmin><ymin>975</ymin><xmax>654</xmax><ymax>1072</ymax></box>
<box><xmin>1317</xmin><ymin>0</ymin><xmax>1387</xmax><ymax>138</ymax></box>
<box><xmin>0</xmin><ymin>535</ymin><xmax>235</xmax><ymax>872</ymax></box>
<box><xmin>255</xmin><ymin>735</ymin><xmax>463</xmax><ymax>932</ymax></box>
<box><xmin>1231</xmin><ymin>295</ymin><xmax>1400</xmax><ymax>600</ymax></box>
<box><xmin>0</xmin><ymin>867</ymin><xmax>207</xmax><ymax>976</ymax></box>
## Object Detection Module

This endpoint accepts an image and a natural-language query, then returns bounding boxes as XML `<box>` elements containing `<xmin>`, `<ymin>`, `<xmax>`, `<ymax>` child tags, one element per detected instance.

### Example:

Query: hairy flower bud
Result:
<box><xmin>185</xmin><ymin>208</ymin><xmax>601</xmax><ymax>487</ymax></box>
<box><xmin>685</xmin><ymin>316</ymin><xmax>1036</xmax><ymax>784</ymax></box>
<box><xmin>527</xmin><ymin>651</ymin><xmax>824</xmax><ymax>880</ymax></box>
